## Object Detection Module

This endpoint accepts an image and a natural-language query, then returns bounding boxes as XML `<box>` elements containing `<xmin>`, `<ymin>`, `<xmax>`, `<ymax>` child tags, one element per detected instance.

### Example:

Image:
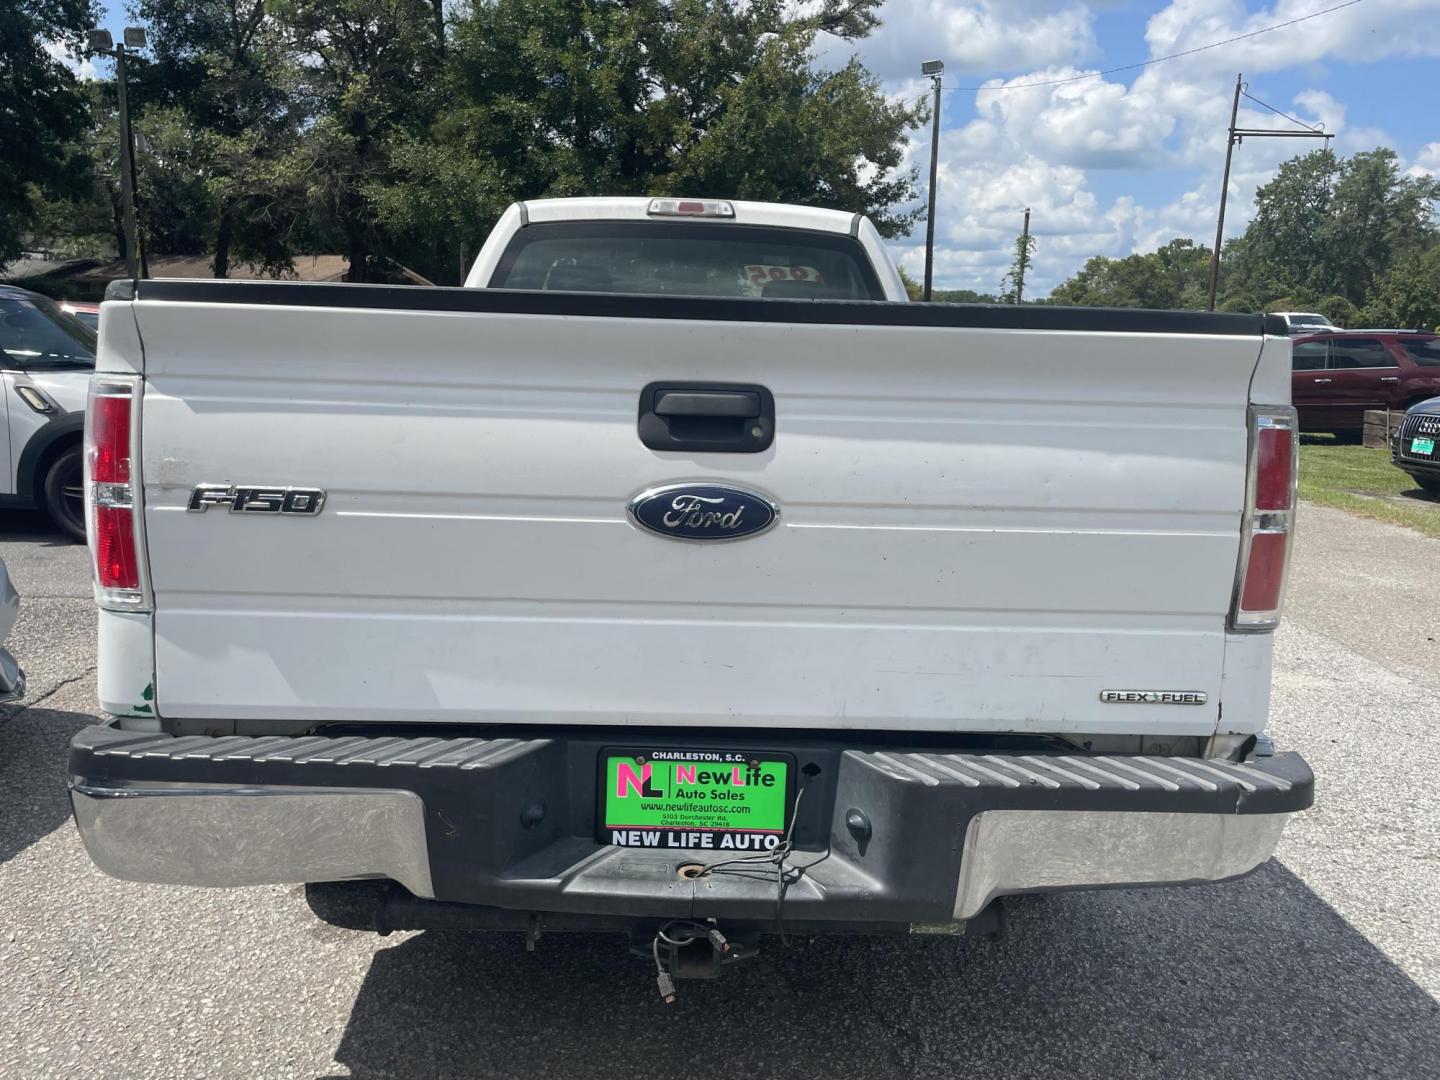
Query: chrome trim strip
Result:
<box><xmin>70</xmin><ymin>782</ymin><xmax>435</xmax><ymax>898</ymax></box>
<box><xmin>953</xmin><ymin>809</ymin><xmax>1289</xmax><ymax>919</ymax></box>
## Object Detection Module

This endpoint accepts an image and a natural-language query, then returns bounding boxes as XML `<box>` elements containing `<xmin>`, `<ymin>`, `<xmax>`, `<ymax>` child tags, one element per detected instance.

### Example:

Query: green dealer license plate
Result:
<box><xmin>598</xmin><ymin>749</ymin><xmax>794</xmax><ymax>851</ymax></box>
<box><xmin>1412</xmin><ymin>437</ymin><xmax>1436</xmax><ymax>455</ymax></box>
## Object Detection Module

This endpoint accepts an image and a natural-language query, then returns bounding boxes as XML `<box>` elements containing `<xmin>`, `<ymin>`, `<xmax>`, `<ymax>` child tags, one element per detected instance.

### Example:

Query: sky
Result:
<box><xmin>90</xmin><ymin>0</ymin><xmax>1440</xmax><ymax>296</ymax></box>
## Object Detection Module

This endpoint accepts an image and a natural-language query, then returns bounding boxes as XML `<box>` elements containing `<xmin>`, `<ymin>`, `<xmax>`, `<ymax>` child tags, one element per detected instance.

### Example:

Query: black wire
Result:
<box><xmin>1241</xmin><ymin>90</ymin><xmax>1326</xmax><ymax>133</ymax></box>
<box><xmin>689</xmin><ymin>781</ymin><xmax>822</xmax><ymax>946</ymax></box>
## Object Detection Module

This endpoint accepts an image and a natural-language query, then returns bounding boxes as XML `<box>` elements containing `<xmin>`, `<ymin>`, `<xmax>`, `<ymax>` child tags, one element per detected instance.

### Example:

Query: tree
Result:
<box><xmin>1318</xmin><ymin>150</ymin><xmax>1440</xmax><ymax>304</ymax></box>
<box><xmin>999</xmin><ymin>229</ymin><xmax>1035</xmax><ymax>304</ymax></box>
<box><xmin>1361</xmin><ymin>247</ymin><xmax>1440</xmax><ymax>331</ymax></box>
<box><xmin>133</xmin><ymin>0</ymin><xmax>308</xmax><ymax>275</ymax></box>
<box><xmin>383</xmin><ymin>0</ymin><xmax>922</xmax><ymax>282</ymax></box>
<box><xmin>0</xmin><ymin>0</ymin><xmax>100</xmax><ymax>267</ymax></box>
<box><xmin>1046</xmin><ymin>238</ymin><xmax>1211</xmax><ymax>309</ymax></box>
<box><xmin>1227</xmin><ymin>147</ymin><xmax>1440</xmax><ymax>306</ymax></box>
<box><xmin>281</xmin><ymin>0</ymin><xmax>446</xmax><ymax>281</ymax></box>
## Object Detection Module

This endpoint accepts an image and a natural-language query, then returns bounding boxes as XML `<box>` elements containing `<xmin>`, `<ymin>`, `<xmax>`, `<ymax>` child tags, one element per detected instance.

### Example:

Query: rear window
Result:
<box><xmin>0</xmin><ymin>297</ymin><xmax>95</xmax><ymax>368</ymax></box>
<box><xmin>1400</xmin><ymin>338</ymin><xmax>1440</xmax><ymax>366</ymax></box>
<box><xmin>489</xmin><ymin>222</ymin><xmax>884</xmax><ymax>300</ymax></box>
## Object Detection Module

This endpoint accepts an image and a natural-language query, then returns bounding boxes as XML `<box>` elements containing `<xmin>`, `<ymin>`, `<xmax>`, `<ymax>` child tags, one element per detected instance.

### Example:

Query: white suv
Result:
<box><xmin>0</xmin><ymin>285</ymin><xmax>93</xmax><ymax>540</ymax></box>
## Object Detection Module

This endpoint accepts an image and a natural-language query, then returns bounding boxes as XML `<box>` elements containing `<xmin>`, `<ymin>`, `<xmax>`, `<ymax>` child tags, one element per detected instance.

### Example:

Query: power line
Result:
<box><xmin>942</xmin><ymin>0</ymin><xmax>1364</xmax><ymax>95</ymax></box>
<box><xmin>1241</xmin><ymin>89</ymin><xmax>1323</xmax><ymax>132</ymax></box>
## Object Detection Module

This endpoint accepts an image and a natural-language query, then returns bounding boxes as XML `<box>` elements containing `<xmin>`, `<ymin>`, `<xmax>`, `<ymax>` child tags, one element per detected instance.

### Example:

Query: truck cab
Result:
<box><xmin>464</xmin><ymin>197</ymin><xmax>910</xmax><ymax>302</ymax></box>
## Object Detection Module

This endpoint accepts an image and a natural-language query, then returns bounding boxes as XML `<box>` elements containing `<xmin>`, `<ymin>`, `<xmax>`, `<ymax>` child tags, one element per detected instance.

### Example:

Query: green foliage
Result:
<box><xmin>132</xmin><ymin>0</ymin><xmax>309</xmax><ymax>274</ymax></box>
<box><xmin>1360</xmin><ymin>246</ymin><xmax>1440</xmax><ymax>330</ymax></box>
<box><xmin>897</xmin><ymin>265</ymin><xmax>998</xmax><ymax>304</ymax></box>
<box><xmin>0</xmin><ymin>0</ymin><xmax>101</xmax><ymax>267</ymax></box>
<box><xmin>41</xmin><ymin>0</ymin><xmax>917</xmax><ymax>284</ymax></box>
<box><xmin>1045</xmin><ymin>147</ymin><xmax>1440</xmax><ymax>314</ymax></box>
<box><xmin>1223</xmin><ymin>147</ymin><xmax>1440</xmax><ymax>309</ymax></box>
<box><xmin>896</xmin><ymin>265</ymin><xmax>922</xmax><ymax>300</ymax></box>
<box><xmin>1314</xmin><ymin>294</ymin><xmax>1359</xmax><ymax>328</ymax></box>
<box><xmin>1047</xmin><ymin>238</ymin><xmax>1212</xmax><ymax>310</ymax></box>
<box><xmin>391</xmin><ymin>0</ymin><xmax>921</xmax><ymax>281</ymax></box>
<box><xmin>998</xmin><ymin>228</ymin><xmax>1036</xmax><ymax>304</ymax></box>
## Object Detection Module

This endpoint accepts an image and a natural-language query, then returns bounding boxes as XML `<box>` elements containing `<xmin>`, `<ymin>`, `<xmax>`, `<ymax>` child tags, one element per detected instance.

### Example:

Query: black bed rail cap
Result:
<box><xmin>127</xmin><ymin>277</ymin><xmax>1274</xmax><ymax>337</ymax></box>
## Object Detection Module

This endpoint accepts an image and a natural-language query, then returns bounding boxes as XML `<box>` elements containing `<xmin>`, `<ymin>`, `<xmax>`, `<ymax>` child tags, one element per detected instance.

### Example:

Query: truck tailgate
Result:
<box><xmin>127</xmin><ymin>286</ymin><xmax>1272</xmax><ymax>736</ymax></box>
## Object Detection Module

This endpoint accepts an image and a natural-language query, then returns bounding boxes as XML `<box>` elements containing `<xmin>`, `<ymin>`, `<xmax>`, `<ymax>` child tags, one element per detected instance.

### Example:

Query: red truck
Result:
<box><xmin>1291</xmin><ymin>330</ymin><xmax>1440</xmax><ymax>434</ymax></box>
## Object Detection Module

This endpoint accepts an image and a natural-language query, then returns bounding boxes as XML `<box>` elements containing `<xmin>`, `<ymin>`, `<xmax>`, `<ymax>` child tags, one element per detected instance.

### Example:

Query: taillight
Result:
<box><xmin>1230</xmin><ymin>407</ymin><xmax>1297</xmax><ymax>631</ymax></box>
<box><xmin>85</xmin><ymin>376</ymin><xmax>149</xmax><ymax>609</ymax></box>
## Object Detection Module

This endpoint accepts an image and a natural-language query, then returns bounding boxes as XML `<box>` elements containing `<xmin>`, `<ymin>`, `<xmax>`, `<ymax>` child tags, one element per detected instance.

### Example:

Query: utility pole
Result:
<box><xmin>921</xmin><ymin>59</ymin><xmax>944</xmax><ymax>301</ymax></box>
<box><xmin>1206</xmin><ymin>72</ymin><xmax>1331</xmax><ymax>310</ymax></box>
<box><xmin>1206</xmin><ymin>75</ymin><xmax>1242</xmax><ymax>312</ymax></box>
<box><xmin>88</xmin><ymin>28</ymin><xmax>147</xmax><ymax>280</ymax></box>
<box><xmin>1016</xmin><ymin>207</ymin><xmax>1031</xmax><ymax>304</ymax></box>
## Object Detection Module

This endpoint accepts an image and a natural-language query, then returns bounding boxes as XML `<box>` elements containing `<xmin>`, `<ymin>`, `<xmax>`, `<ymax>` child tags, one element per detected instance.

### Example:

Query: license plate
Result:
<box><xmin>1412</xmin><ymin>437</ymin><xmax>1436</xmax><ymax>455</ymax></box>
<box><xmin>598</xmin><ymin>749</ymin><xmax>793</xmax><ymax>851</ymax></box>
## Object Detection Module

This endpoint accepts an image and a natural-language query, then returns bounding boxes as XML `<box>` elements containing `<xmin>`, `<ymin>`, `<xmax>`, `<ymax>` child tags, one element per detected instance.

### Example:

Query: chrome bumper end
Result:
<box><xmin>70</xmin><ymin>782</ymin><xmax>435</xmax><ymax>898</ymax></box>
<box><xmin>954</xmin><ymin>809</ymin><xmax>1290</xmax><ymax>919</ymax></box>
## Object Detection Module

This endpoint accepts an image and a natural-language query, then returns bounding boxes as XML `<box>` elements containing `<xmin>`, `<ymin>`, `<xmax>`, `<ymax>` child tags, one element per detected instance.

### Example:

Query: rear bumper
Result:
<box><xmin>70</xmin><ymin>724</ymin><xmax>1313</xmax><ymax>927</ymax></box>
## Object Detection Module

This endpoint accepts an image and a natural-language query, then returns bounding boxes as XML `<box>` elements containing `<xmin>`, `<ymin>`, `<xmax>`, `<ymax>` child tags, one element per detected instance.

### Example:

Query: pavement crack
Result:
<box><xmin>0</xmin><ymin>665</ymin><xmax>96</xmax><ymax>719</ymax></box>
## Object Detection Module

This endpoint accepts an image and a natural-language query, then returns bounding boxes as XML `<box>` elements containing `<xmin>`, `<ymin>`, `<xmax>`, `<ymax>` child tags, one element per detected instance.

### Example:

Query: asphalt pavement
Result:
<box><xmin>0</xmin><ymin>504</ymin><xmax>1436</xmax><ymax>1079</ymax></box>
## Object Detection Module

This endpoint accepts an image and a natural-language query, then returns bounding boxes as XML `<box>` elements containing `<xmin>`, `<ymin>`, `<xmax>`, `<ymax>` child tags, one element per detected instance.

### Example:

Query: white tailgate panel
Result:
<box><xmin>137</xmin><ymin>303</ymin><xmax>1259</xmax><ymax>735</ymax></box>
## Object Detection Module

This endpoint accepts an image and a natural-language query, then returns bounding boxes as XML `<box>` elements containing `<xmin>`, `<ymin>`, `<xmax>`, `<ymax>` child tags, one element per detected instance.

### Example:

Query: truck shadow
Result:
<box><xmin>0</xmin><ymin>705</ymin><xmax>93</xmax><ymax>865</ymax></box>
<box><xmin>0</xmin><ymin>510</ymin><xmax>75</xmax><ymax>545</ymax></box>
<box><xmin>326</xmin><ymin>863</ymin><xmax>1440</xmax><ymax>1079</ymax></box>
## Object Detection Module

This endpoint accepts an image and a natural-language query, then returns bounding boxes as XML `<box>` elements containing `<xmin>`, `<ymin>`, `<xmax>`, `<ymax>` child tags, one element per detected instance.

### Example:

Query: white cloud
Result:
<box><xmin>827</xmin><ymin>0</ymin><xmax>1098</xmax><ymax>81</ymax></box>
<box><xmin>1407</xmin><ymin>142</ymin><xmax>1440</xmax><ymax>179</ymax></box>
<box><xmin>1145</xmin><ymin>0</ymin><xmax>1440</xmax><ymax>76</ymax></box>
<box><xmin>836</xmin><ymin>0</ymin><xmax>1440</xmax><ymax>293</ymax></box>
<box><xmin>44</xmin><ymin>40</ymin><xmax>99</xmax><ymax>81</ymax></box>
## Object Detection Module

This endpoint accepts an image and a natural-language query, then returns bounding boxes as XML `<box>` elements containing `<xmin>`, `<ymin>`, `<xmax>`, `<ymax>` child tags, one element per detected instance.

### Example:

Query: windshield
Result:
<box><xmin>0</xmin><ymin>297</ymin><xmax>96</xmax><ymax>368</ymax></box>
<box><xmin>490</xmin><ymin>222</ymin><xmax>884</xmax><ymax>300</ymax></box>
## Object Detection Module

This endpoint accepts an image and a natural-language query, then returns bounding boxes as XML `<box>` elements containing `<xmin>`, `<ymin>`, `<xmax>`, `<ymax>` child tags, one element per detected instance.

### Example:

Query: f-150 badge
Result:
<box><xmin>628</xmin><ymin>483</ymin><xmax>778</xmax><ymax>542</ymax></box>
<box><xmin>187</xmin><ymin>485</ymin><xmax>326</xmax><ymax>515</ymax></box>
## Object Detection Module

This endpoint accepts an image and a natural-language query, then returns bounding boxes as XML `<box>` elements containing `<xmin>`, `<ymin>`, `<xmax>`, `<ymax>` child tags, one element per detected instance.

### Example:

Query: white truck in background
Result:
<box><xmin>70</xmin><ymin>197</ymin><xmax>1311</xmax><ymax>989</ymax></box>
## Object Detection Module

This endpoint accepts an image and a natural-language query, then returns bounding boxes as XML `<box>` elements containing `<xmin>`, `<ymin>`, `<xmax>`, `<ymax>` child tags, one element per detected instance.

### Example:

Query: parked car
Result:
<box><xmin>68</xmin><ymin>197</ymin><xmax>1311</xmax><ymax>989</ymax></box>
<box><xmin>0</xmin><ymin>558</ymin><xmax>24</xmax><ymax>704</ymax></box>
<box><xmin>1271</xmin><ymin>311</ymin><xmax>1337</xmax><ymax>335</ymax></box>
<box><xmin>1392</xmin><ymin>395</ymin><xmax>1440</xmax><ymax>495</ymax></box>
<box><xmin>1290</xmin><ymin>330</ymin><xmax>1440</xmax><ymax>434</ymax></box>
<box><xmin>0</xmin><ymin>285</ymin><xmax>93</xmax><ymax>540</ymax></box>
<box><xmin>58</xmin><ymin>301</ymin><xmax>101</xmax><ymax>331</ymax></box>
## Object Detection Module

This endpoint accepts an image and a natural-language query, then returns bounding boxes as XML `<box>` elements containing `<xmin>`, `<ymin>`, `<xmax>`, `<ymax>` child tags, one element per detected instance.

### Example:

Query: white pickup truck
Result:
<box><xmin>71</xmin><ymin>197</ymin><xmax>1311</xmax><ymax>984</ymax></box>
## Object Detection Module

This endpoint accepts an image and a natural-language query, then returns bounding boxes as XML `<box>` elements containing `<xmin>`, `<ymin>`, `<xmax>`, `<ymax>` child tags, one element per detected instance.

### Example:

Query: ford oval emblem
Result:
<box><xmin>628</xmin><ymin>483</ymin><xmax>779</xmax><ymax>542</ymax></box>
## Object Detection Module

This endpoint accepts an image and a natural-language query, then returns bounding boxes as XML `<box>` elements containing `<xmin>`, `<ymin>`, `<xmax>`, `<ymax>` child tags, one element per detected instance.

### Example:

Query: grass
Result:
<box><xmin>1297</xmin><ymin>435</ymin><xmax>1440</xmax><ymax>538</ymax></box>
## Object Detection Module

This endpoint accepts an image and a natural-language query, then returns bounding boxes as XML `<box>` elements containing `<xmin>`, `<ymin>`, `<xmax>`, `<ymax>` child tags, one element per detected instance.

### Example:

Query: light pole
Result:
<box><xmin>921</xmin><ymin>59</ymin><xmax>944</xmax><ymax>302</ymax></box>
<box><xmin>87</xmin><ymin>28</ymin><xmax>147</xmax><ymax>280</ymax></box>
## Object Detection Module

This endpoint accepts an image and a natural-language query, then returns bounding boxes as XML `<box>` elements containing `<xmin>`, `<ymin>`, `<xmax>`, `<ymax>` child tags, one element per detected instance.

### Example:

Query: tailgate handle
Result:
<box><xmin>655</xmin><ymin>391</ymin><xmax>760</xmax><ymax>418</ymax></box>
<box><xmin>638</xmin><ymin>382</ymin><xmax>775</xmax><ymax>454</ymax></box>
